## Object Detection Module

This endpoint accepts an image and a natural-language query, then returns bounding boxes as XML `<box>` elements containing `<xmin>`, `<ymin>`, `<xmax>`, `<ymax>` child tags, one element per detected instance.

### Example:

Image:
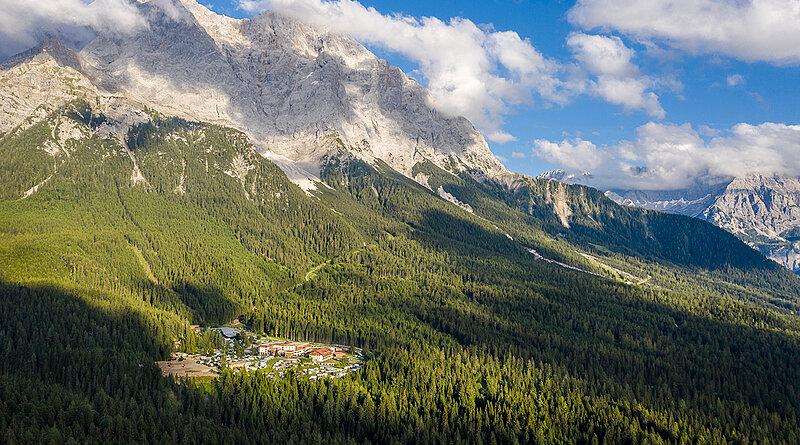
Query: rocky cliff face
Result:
<box><xmin>701</xmin><ymin>175</ymin><xmax>800</xmax><ymax>240</ymax></box>
<box><xmin>758</xmin><ymin>243</ymin><xmax>800</xmax><ymax>273</ymax></box>
<box><xmin>0</xmin><ymin>38</ymin><xmax>148</xmax><ymax>147</ymax></box>
<box><xmin>70</xmin><ymin>0</ymin><xmax>505</xmax><ymax>187</ymax></box>
<box><xmin>0</xmin><ymin>0</ymin><xmax>505</xmax><ymax>194</ymax></box>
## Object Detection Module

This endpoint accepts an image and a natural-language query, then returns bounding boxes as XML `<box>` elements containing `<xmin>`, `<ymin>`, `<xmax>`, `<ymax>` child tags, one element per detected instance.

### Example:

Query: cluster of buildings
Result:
<box><xmin>255</xmin><ymin>341</ymin><xmax>346</xmax><ymax>362</ymax></box>
<box><xmin>175</xmin><ymin>324</ymin><xmax>360</xmax><ymax>379</ymax></box>
<box><xmin>178</xmin><ymin>320</ymin><xmax>361</xmax><ymax>380</ymax></box>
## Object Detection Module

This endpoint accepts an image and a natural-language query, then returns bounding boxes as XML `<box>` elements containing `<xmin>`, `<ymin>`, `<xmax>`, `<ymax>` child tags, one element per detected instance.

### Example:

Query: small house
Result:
<box><xmin>309</xmin><ymin>347</ymin><xmax>334</xmax><ymax>362</ymax></box>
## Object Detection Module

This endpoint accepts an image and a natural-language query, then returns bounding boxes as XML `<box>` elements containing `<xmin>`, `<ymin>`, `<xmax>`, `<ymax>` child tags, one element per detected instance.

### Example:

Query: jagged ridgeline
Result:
<box><xmin>1</xmin><ymin>0</ymin><xmax>800</xmax><ymax>443</ymax></box>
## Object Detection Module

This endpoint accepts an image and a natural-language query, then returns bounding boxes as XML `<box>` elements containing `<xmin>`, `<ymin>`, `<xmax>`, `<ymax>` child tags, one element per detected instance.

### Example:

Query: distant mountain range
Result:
<box><xmin>541</xmin><ymin>169</ymin><xmax>800</xmax><ymax>273</ymax></box>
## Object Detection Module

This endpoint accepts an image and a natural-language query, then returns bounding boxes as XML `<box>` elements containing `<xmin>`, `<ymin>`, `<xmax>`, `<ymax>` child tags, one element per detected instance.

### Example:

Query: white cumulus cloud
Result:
<box><xmin>567</xmin><ymin>33</ymin><xmax>664</xmax><ymax>118</ymax></box>
<box><xmin>0</xmin><ymin>0</ymin><xmax>147</xmax><ymax>60</ymax></box>
<box><xmin>533</xmin><ymin>138</ymin><xmax>608</xmax><ymax>171</ymax></box>
<box><xmin>535</xmin><ymin>121</ymin><xmax>800</xmax><ymax>190</ymax></box>
<box><xmin>569</xmin><ymin>0</ymin><xmax>800</xmax><ymax>65</ymax></box>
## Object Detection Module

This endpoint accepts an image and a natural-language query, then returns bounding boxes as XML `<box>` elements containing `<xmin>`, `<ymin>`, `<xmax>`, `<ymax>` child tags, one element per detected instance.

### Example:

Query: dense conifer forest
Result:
<box><xmin>1</xmin><ymin>104</ymin><xmax>799</xmax><ymax>443</ymax></box>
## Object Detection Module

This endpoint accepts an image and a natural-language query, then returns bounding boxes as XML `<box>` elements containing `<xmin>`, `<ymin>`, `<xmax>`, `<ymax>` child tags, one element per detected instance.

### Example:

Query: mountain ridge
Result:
<box><xmin>601</xmin><ymin>174</ymin><xmax>800</xmax><ymax>273</ymax></box>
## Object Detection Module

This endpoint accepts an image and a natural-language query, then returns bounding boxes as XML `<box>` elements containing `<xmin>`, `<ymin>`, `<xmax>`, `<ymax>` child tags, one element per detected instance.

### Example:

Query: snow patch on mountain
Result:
<box><xmin>538</xmin><ymin>169</ymin><xmax>593</xmax><ymax>183</ymax></box>
<box><xmin>263</xmin><ymin>152</ymin><xmax>324</xmax><ymax>194</ymax></box>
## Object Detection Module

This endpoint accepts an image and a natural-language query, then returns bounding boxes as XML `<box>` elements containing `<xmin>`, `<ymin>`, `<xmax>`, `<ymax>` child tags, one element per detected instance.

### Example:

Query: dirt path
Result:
<box><xmin>577</xmin><ymin>252</ymin><xmax>651</xmax><ymax>286</ymax></box>
<box><xmin>526</xmin><ymin>247</ymin><xmax>603</xmax><ymax>278</ymax></box>
<box><xmin>304</xmin><ymin>262</ymin><xmax>327</xmax><ymax>282</ymax></box>
<box><xmin>525</xmin><ymin>247</ymin><xmax>653</xmax><ymax>287</ymax></box>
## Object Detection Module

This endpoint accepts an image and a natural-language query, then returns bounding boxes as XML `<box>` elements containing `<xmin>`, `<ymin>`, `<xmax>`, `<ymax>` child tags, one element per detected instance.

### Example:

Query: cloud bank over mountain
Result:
<box><xmin>240</xmin><ymin>0</ymin><xmax>571</xmax><ymax>143</ymax></box>
<box><xmin>0</xmin><ymin>0</ymin><xmax>147</xmax><ymax>60</ymax></box>
<box><xmin>0</xmin><ymin>0</ymin><xmax>669</xmax><ymax>145</ymax></box>
<box><xmin>239</xmin><ymin>0</ymin><xmax>664</xmax><ymax>143</ymax></box>
<box><xmin>535</xmin><ymin>122</ymin><xmax>800</xmax><ymax>190</ymax></box>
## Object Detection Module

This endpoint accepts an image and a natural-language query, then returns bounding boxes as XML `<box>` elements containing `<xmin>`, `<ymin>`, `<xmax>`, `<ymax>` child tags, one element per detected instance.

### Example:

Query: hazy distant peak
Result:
<box><xmin>537</xmin><ymin>169</ymin><xmax>592</xmax><ymax>183</ymax></box>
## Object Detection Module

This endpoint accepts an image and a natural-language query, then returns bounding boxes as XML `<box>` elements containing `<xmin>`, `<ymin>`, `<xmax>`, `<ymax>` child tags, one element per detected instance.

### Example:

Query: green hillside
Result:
<box><xmin>1</xmin><ymin>102</ymin><xmax>799</xmax><ymax>443</ymax></box>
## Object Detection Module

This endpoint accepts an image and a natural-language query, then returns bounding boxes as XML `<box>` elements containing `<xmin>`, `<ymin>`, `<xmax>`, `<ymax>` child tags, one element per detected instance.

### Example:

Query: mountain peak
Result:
<box><xmin>176</xmin><ymin>0</ymin><xmax>249</xmax><ymax>47</ymax></box>
<box><xmin>0</xmin><ymin>37</ymin><xmax>82</xmax><ymax>72</ymax></box>
<box><xmin>0</xmin><ymin>37</ymin><xmax>106</xmax><ymax>135</ymax></box>
<box><xmin>725</xmin><ymin>173</ymin><xmax>800</xmax><ymax>193</ymax></box>
<box><xmin>537</xmin><ymin>169</ymin><xmax>592</xmax><ymax>183</ymax></box>
<box><xmin>605</xmin><ymin>173</ymin><xmax>800</xmax><ymax>273</ymax></box>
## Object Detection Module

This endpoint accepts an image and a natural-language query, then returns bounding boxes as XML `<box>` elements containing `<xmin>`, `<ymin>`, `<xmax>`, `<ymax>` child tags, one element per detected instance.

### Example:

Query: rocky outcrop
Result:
<box><xmin>758</xmin><ymin>243</ymin><xmax>800</xmax><ymax>272</ymax></box>
<box><xmin>701</xmin><ymin>175</ymin><xmax>800</xmax><ymax>240</ymax></box>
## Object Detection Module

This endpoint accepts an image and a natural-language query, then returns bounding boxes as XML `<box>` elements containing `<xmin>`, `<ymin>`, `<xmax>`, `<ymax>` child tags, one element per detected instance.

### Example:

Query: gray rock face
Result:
<box><xmin>607</xmin><ymin>175</ymin><xmax>800</xmax><ymax>273</ymax></box>
<box><xmin>74</xmin><ymin>0</ymin><xmax>505</xmax><ymax>185</ymax></box>
<box><xmin>757</xmin><ymin>243</ymin><xmax>800</xmax><ymax>273</ymax></box>
<box><xmin>701</xmin><ymin>175</ymin><xmax>800</xmax><ymax>240</ymax></box>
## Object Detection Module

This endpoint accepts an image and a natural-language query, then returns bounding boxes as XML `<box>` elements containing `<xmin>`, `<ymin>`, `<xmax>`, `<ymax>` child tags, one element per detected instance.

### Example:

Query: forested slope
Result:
<box><xmin>1</xmin><ymin>102</ymin><xmax>800</xmax><ymax>443</ymax></box>
<box><xmin>412</xmin><ymin>160</ymin><xmax>800</xmax><ymax>313</ymax></box>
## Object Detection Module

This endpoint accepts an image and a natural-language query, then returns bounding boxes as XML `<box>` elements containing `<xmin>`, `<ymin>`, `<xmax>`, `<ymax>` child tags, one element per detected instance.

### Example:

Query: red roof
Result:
<box><xmin>310</xmin><ymin>347</ymin><xmax>334</xmax><ymax>358</ymax></box>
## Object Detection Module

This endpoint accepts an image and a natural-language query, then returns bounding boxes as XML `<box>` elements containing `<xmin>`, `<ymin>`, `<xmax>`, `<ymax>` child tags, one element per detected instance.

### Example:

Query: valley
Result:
<box><xmin>0</xmin><ymin>0</ymin><xmax>799</xmax><ymax>443</ymax></box>
<box><xmin>1</xmin><ymin>95</ymin><xmax>798</xmax><ymax>443</ymax></box>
